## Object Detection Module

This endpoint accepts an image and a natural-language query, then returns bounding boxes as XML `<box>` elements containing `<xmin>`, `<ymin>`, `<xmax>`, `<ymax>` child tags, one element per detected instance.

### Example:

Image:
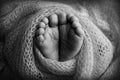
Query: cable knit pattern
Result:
<box><xmin>0</xmin><ymin>1</ymin><xmax>114</xmax><ymax>80</ymax></box>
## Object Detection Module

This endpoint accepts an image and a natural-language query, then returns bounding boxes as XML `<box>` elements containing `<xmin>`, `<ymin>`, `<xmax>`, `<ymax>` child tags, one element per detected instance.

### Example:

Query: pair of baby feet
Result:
<box><xmin>35</xmin><ymin>12</ymin><xmax>84</xmax><ymax>61</ymax></box>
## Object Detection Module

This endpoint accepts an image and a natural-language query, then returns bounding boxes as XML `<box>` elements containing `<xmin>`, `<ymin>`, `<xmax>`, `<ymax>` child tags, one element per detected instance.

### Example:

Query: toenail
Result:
<box><xmin>39</xmin><ymin>22</ymin><xmax>45</xmax><ymax>28</ymax></box>
<box><xmin>49</xmin><ymin>14</ymin><xmax>58</xmax><ymax>27</ymax></box>
<box><xmin>42</xmin><ymin>17</ymin><xmax>49</xmax><ymax>24</ymax></box>
<box><xmin>39</xmin><ymin>28</ymin><xmax>45</xmax><ymax>34</ymax></box>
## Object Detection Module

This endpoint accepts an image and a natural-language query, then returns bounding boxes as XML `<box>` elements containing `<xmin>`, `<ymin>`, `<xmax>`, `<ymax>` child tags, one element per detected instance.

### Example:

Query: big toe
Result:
<box><xmin>49</xmin><ymin>14</ymin><xmax>58</xmax><ymax>27</ymax></box>
<box><xmin>58</xmin><ymin>12</ymin><xmax>67</xmax><ymax>25</ymax></box>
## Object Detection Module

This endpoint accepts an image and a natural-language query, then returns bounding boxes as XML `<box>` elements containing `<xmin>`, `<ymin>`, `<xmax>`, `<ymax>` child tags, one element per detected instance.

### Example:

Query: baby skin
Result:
<box><xmin>35</xmin><ymin>13</ymin><xmax>84</xmax><ymax>61</ymax></box>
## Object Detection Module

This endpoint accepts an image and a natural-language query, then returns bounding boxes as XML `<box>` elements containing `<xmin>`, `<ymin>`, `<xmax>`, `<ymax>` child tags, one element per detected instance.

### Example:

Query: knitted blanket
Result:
<box><xmin>0</xmin><ymin>1</ymin><xmax>119</xmax><ymax>80</ymax></box>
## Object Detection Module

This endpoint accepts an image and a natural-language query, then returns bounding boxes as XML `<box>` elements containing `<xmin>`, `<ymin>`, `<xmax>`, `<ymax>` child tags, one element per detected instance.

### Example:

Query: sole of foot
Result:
<box><xmin>59</xmin><ymin>13</ymin><xmax>84</xmax><ymax>61</ymax></box>
<box><xmin>35</xmin><ymin>14</ymin><xmax>59</xmax><ymax>60</ymax></box>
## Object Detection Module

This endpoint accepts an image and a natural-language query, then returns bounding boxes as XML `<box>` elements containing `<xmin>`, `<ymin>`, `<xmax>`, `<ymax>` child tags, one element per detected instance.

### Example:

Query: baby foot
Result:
<box><xmin>59</xmin><ymin>13</ymin><xmax>84</xmax><ymax>61</ymax></box>
<box><xmin>35</xmin><ymin>14</ymin><xmax>59</xmax><ymax>60</ymax></box>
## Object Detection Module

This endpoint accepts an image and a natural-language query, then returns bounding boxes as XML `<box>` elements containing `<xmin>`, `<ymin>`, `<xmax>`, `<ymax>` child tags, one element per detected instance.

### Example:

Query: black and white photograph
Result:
<box><xmin>0</xmin><ymin>0</ymin><xmax>120</xmax><ymax>80</ymax></box>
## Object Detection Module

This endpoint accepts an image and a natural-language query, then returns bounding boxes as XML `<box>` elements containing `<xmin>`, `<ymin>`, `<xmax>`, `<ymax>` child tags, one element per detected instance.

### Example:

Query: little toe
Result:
<box><xmin>58</xmin><ymin>12</ymin><xmax>67</xmax><ymax>25</ymax></box>
<box><xmin>49</xmin><ymin>14</ymin><xmax>58</xmax><ymax>27</ymax></box>
<box><xmin>35</xmin><ymin>34</ymin><xmax>45</xmax><ymax>48</ymax></box>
